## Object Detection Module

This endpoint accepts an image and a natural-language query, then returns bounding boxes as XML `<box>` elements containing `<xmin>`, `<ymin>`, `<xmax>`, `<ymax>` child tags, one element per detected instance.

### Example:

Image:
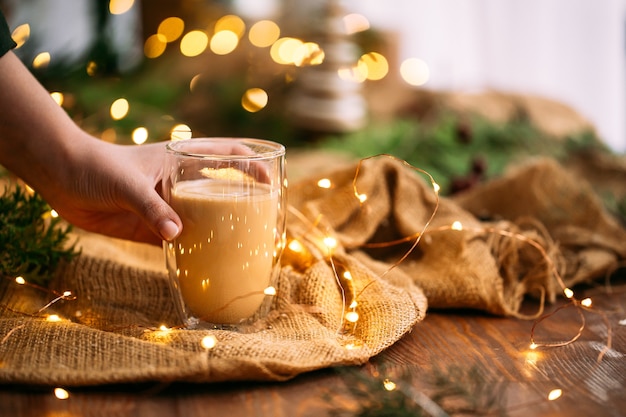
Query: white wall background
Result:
<box><xmin>344</xmin><ymin>0</ymin><xmax>626</xmax><ymax>152</ymax></box>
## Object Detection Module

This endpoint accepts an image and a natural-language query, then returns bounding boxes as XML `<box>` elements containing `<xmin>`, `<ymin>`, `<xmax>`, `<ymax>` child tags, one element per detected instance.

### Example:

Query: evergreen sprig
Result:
<box><xmin>0</xmin><ymin>185</ymin><xmax>78</xmax><ymax>286</ymax></box>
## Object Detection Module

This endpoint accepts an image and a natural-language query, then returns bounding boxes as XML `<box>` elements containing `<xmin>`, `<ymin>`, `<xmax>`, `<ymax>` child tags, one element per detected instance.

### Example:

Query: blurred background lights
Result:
<box><xmin>109</xmin><ymin>0</ymin><xmax>134</xmax><ymax>15</ymax></box>
<box><xmin>343</xmin><ymin>13</ymin><xmax>370</xmax><ymax>35</ymax></box>
<box><xmin>180</xmin><ymin>30</ymin><xmax>209</xmax><ymax>57</ymax></box>
<box><xmin>144</xmin><ymin>34</ymin><xmax>167</xmax><ymax>58</ymax></box>
<box><xmin>32</xmin><ymin>52</ymin><xmax>51</xmax><ymax>69</ymax></box>
<box><xmin>270</xmin><ymin>37</ymin><xmax>303</xmax><ymax>65</ymax></box>
<box><xmin>248</xmin><ymin>20</ymin><xmax>280</xmax><ymax>48</ymax></box>
<box><xmin>210</xmin><ymin>30</ymin><xmax>239</xmax><ymax>55</ymax></box>
<box><xmin>214</xmin><ymin>15</ymin><xmax>246</xmax><ymax>39</ymax></box>
<box><xmin>110</xmin><ymin>98</ymin><xmax>129</xmax><ymax>120</ymax></box>
<box><xmin>359</xmin><ymin>52</ymin><xmax>388</xmax><ymax>81</ymax></box>
<box><xmin>132</xmin><ymin>127</ymin><xmax>148</xmax><ymax>144</ymax></box>
<box><xmin>400</xmin><ymin>58</ymin><xmax>430</xmax><ymax>86</ymax></box>
<box><xmin>242</xmin><ymin>88</ymin><xmax>268</xmax><ymax>113</ymax></box>
<box><xmin>338</xmin><ymin>64</ymin><xmax>367</xmax><ymax>83</ymax></box>
<box><xmin>170</xmin><ymin>124</ymin><xmax>192</xmax><ymax>141</ymax></box>
<box><xmin>158</xmin><ymin>17</ymin><xmax>185</xmax><ymax>43</ymax></box>
<box><xmin>50</xmin><ymin>92</ymin><xmax>64</xmax><ymax>106</ymax></box>
<box><xmin>10</xmin><ymin>24</ymin><xmax>30</xmax><ymax>48</ymax></box>
<box><xmin>293</xmin><ymin>42</ymin><xmax>324</xmax><ymax>67</ymax></box>
<box><xmin>86</xmin><ymin>61</ymin><xmax>98</xmax><ymax>76</ymax></box>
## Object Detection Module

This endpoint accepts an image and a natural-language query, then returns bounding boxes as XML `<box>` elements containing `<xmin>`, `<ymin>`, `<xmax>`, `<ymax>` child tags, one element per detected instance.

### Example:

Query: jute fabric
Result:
<box><xmin>0</xmin><ymin>157</ymin><xmax>623</xmax><ymax>386</ymax></box>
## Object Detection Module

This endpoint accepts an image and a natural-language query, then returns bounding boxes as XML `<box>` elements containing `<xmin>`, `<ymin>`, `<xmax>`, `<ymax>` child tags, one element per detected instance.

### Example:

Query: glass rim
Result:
<box><xmin>165</xmin><ymin>137</ymin><xmax>285</xmax><ymax>160</ymax></box>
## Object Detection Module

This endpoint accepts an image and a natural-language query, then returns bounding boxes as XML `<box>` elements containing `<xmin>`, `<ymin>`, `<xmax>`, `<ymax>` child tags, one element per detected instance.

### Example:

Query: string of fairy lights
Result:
<box><xmin>1</xmin><ymin>0</ymin><xmax>619</xmax><ymax>411</ymax></box>
<box><xmin>2</xmin><ymin>153</ymin><xmax>617</xmax><ymax>409</ymax></box>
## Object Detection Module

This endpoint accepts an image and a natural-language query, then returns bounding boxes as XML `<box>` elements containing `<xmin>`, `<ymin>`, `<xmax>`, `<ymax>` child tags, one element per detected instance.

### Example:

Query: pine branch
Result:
<box><xmin>0</xmin><ymin>184</ymin><xmax>79</xmax><ymax>286</ymax></box>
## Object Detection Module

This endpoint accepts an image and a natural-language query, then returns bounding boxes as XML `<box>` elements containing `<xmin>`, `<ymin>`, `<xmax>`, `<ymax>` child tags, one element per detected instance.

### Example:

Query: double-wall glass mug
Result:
<box><xmin>163</xmin><ymin>138</ymin><xmax>286</xmax><ymax>329</ymax></box>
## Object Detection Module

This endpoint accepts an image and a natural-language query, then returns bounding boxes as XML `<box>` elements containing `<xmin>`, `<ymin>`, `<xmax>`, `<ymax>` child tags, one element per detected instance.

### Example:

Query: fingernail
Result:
<box><xmin>159</xmin><ymin>220</ymin><xmax>180</xmax><ymax>241</ymax></box>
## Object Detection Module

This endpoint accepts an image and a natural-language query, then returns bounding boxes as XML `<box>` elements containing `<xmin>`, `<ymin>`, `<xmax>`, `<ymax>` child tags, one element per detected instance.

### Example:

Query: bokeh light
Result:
<box><xmin>158</xmin><ymin>17</ymin><xmax>185</xmax><ymax>43</ymax></box>
<box><xmin>144</xmin><ymin>34</ymin><xmax>167</xmax><ymax>58</ymax></box>
<box><xmin>249</xmin><ymin>20</ymin><xmax>280</xmax><ymax>48</ymax></box>
<box><xmin>132</xmin><ymin>127</ymin><xmax>148</xmax><ymax>144</ymax></box>
<box><xmin>50</xmin><ymin>92</ymin><xmax>64</xmax><ymax>106</ymax></box>
<box><xmin>270</xmin><ymin>37</ymin><xmax>303</xmax><ymax>65</ymax></box>
<box><xmin>32</xmin><ymin>52</ymin><xmax>51</xmax><ymax>69</ymax></box>
<box><xmin>214</xmin><ymin>15</ymin><xmax>246</xmax><ymax>39</ymax></box>
<box><xmin>338</xmin><ymin>63</ymin><xmax>367</xmax><ymax>83</ymax></box>
<box><xmin>180</xmin><ymin>30</ymin><xmax>209</xmax><ymax>57</ymax></box>
<box><xmin>109</xmin><ymin>0</ymin><xmax>134</xmax><ymax>15</ymax></box>
<box><xmin>210</xmin><ymin>30</ymin><xmax>239</xmax><ymax>55</ymax></box>
<box><xmin>11</xmin><ymin>24</ymin><xmax>30</xmax><ymax>48</ymax></box>
<box><xmin>293</xmin><ymin>42</ymin><xmax>324</xmax><ymax>67</ymax></box>
<box><xmin>241</xmin><ymin>88</ymin><xmax>268</xmax><ymax>112</ymax></box>
<box><xmin>400</xmin><ymin>58</ymin><xmax>430</xmax><ymax>86</ymax></box>
<box><xmin>359</xmin><ymin>52</ymin><xmax>388</xmax><ymax>80</ymax></box>
<box><xmin>170</xmin><ymin>124</ymin><xmax>192</xmax><ymax>140</ymax></box>
<box><xmin>110</xmin><ymin>98</ymin><xmax>129</xmax><ymax>120</ymax></box>
<box><xmin>343</xmin><ymin>13</ymin><xmax>370</xmax><ymax>35</ymax></box>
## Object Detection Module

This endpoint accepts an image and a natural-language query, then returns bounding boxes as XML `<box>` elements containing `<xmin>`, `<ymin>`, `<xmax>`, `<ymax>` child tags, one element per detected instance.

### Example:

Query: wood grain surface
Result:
<box><xmin>1</xmin><ymin>277</ymin><xmax>624</xmax><ymax>417</ymax></box>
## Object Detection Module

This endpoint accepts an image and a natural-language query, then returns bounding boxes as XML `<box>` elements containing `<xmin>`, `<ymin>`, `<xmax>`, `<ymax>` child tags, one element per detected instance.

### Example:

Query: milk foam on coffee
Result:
<box><xmin>170</xmin><ymin>178</ymin><xmax>278</xmax><ymax>324</ymax></box>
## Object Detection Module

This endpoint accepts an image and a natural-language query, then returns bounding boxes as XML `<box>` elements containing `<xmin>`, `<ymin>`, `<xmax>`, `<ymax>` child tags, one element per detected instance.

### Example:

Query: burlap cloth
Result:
<box><xmin>1</xmin><ymin>156</ymin><xmax>624</xmax><ymax>386</ymax></box>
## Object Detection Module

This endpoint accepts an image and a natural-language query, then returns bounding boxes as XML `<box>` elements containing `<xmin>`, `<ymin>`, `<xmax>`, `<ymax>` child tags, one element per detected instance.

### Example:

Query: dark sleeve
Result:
<box><xmin>0</xmin><ymin>9</ymin><xmax>17</xmax><ymax>58</ymax></box>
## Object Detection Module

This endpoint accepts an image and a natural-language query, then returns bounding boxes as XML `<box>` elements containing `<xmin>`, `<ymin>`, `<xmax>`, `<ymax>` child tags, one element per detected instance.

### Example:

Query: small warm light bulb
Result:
<box><xmin>357</xmin><ymin>193</ymin><xmax>367</xmax><ymax>203</ymax></box>
<box><xmin>323</xmin><ymin>236</ymin><xmax>337</xmax><ymax>250</ymax></box>
<box><xmin>287</xmin><ymin>239</ymin><xmax>304</xmax><ymax>253</ymax></box>
<box><xmin>529</xmin><ymin>342</ymin><xmax>538</xmax><ymax>350</ymax></box>
<box><xmin>349</xmin><ymin>300</ymin><xmax>358</xmax><ymax>309</ymax></box>
<box><xmin>345</xmin><ymin>311</ymin><xmax>359</xmax><ymax>323</ymax></box>
<box><xmin>50</xmin><ymin>209</ymin><xmax>59</xmax><ymax>218</ymax></box>
<box><xmin>264</xmin><ymin>286</ymin><xmax>276</xmax><ymax>296</ymax></box>
<box><xmin>548</xmin><ymin>389</ymin><xmax>563</xmax><ymax>401</ymax></box>
<box><xmin>15</xmin><ymin>276</ymin><xmax>26</xmax><ymax>285</ymax></box>
<box><xmin>383</xmin><ymin>379</ymin><xmax>397</xmax><ymax>391</ymax></box>
<box><xmin>62</xmin><ymin>291</ymin><xmax>72</xmax><ymax>298</ymax></box>
<box><xmin>317</xmin><ymin>178</ymin><xmax>332</xmax><ymax>189</ymax></box>
<box><xmin>581</xmin><ymin>298</ymin><xmax>592</xmax><ymax>307</ymax></box>
<box><xmin>201</xmin><ymin>335</ymin><xmax>217</xmax><ymax>349</ymax></box>
<box><xmin>54</xmin><ymin>387</ymin><xmax>70</xmax><ymax>400</ymax></box>
<box><xmin>159</xmin><ymin>325</ymin><xmax>170</xmax><ymax>332</ymax></box>
<box><xmin>432</xmin><ymin>182</ymin><xmax>440</xmax><ymax>194</ymax></box>
<box><xmin>46</xmin><ymin>315</ymin><xmax>62</xmax><ymax>322</ymax></box>
<box><xmin>563</xmin><ymin>288</ymin><xmax>574</xmax><ymax>299</ymax></box>
<box><xmin>451</xmin><ymin>221</ymin><xmax>463</xmax><ymax>231</ymax></box>
<box><xmin>343</xmin><ymin>271</ymin><xmax>353</xmax><ymax>280</ymax></box>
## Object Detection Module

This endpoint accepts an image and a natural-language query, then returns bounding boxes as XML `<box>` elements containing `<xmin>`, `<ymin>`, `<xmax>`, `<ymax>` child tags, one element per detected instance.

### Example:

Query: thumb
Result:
<box><xmin>133</xmin><ymin>188</ymin><xmax>182</xmax><ymax>244</ymax></box>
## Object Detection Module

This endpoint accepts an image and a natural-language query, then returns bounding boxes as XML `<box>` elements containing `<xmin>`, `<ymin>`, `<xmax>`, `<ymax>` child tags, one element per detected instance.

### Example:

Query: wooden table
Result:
<box><xmin>1</xmin><ymin>274</ymin><xmax>624</xmax><ymax>417</ymax></box>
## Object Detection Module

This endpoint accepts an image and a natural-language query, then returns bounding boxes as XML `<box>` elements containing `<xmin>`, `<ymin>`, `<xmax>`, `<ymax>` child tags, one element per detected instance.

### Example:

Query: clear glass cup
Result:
<box><xmin>162</xmin><ymin>138</ymin><xmax>286</xmax><ymax>329</ymax></box>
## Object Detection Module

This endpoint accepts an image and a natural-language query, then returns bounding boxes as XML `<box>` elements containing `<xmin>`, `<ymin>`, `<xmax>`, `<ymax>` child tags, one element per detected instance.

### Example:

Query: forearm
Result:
<box><xmin>0</xmin><ymin>50</ymin><xmax>95</xmax><ymax>194</ymax></box>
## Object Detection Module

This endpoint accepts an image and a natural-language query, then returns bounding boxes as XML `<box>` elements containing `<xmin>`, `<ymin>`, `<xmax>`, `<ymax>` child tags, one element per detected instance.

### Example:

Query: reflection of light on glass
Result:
<box><xmin>109</xmin><ymin>0</ymin><xmax>134</xmax><ymax>15</ymax></box>
<box><xmin>293</xmin><ymin>42</ymin><xmax>324</xmax><ymax>66</ymax></box>
<box><xmin>249</xmin><ymin>20</ymin><xmax>280</xmax><ymax>47</ymax></box>
<box><xmin>241</xmin><ymin>88</ymin><xmax>268</xmax><ymax>112</ymax></box>
<box><xmin>359</xmin><ymin>52</ymin><xmax>388</xmax><ymax>81</ymax></box>
<box><xmin>11</xmin><ymin>24</ymin><xmax>30</xmax><ymax>48</ymax></box>
<box><xmin>110</xmin><ymin>98</ymin><xmax>129</xmax><ymax>120</ymax></box>
<box><xmin>33</xmin><ymin>52</ymin><xmax>51</xmax><ymax>69</ymax></box>
<box><xmin>144</xmin><ymin>34</ymin><xmax>167</xmax><ymax>58</ymax></box>
<box><xmin>170</xmin><ymin>124</ymin><xmax>192</xmax><ymax>141</ymax></box>
<box><xmin>343</xmin><ymin>13</ymin><xmax>370</xmax><ymax>35</ymax></box>
<box><xmin>50</xmin><ymin>92</ymin><xmax>64</xmax><ymax>106</ymax></box>
<box><xmin>210</xmin><ymin>30</ymin><xmax>239</xmax><ymax>55</ymax></box>
<box><xmin>400</xmin><ymin>58</ymin><xmax>430</xmax><ymax>86</ymax></box>
<box><xmin>180</xmin><ymin>31</ymin><xmax>209</xmax><ymax>57</ymax></box>
<box><xmin>132</xmin><ymin>127</ymin><xmax>148</xmax><ymax>144</ymax></box>
<box><xmin>158</xmin><ymin>17</ymin><xmax>185</xmax><ymax>42</ymax></box>
<box><xmin>215</xmin><ymin>15</ymin><xmax>246</xmax><ymax>39</ymax></box>
<box><xmin>270</xmin><ymin>37</ymin><xmax>303</xmax><ymax>65</ymax></box>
